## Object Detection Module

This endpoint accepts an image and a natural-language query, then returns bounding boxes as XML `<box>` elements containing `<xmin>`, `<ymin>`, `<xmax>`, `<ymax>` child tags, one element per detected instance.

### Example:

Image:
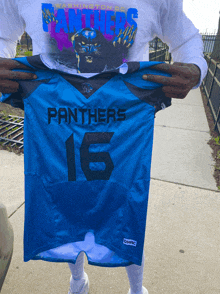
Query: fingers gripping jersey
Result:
<box><xmin>1</xmin><ymin>56</ymin><xmax>171</xmax><ymax>267</ymax></box>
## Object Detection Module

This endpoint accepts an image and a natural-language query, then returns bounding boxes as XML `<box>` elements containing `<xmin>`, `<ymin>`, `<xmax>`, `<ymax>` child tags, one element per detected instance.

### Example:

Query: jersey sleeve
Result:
<box><xmin>0</xmin><ymin>0</ymin><xmax>25</xmax><ymax>58</ymax></box>
<box><xmin>0</xmin><ymin>91</ymin><xmax>24</xmax><ymax>110</ymax></box>
<box><xmin>123</xmin><ymin>62</ymin><xmax>172</xmax><ymax>113</ymax></box>
<box><xmin>157</xmin><ymin>0</ymin><xmax>208</xmax><ymax>89</ymax></box>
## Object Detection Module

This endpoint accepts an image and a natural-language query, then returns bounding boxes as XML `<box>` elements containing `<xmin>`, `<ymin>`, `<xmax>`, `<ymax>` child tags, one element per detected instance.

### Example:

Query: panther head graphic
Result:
<box><xmin>70</xmin><ymin>28</ymin><xmax>109</xmax><ymax>73</ymax></box>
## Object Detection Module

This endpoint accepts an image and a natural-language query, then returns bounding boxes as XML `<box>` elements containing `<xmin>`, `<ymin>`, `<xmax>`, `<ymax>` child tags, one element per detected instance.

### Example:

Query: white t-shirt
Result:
<box><xmin>0</xmin><ymin>0</ymin><xmax>207</xmax><ymax>87</ymax></box>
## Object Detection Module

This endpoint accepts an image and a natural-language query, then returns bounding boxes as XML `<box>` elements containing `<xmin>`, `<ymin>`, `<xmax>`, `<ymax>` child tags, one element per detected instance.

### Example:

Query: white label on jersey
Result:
<box><xmin>161</xmin><ymin>102</ymin><xmax>166</xmax><ymax>110</ymax></box>
<box><xmin>123</xmin><ymin>238</ymin><xmax>137</xmax><ymax>247</ymax></box>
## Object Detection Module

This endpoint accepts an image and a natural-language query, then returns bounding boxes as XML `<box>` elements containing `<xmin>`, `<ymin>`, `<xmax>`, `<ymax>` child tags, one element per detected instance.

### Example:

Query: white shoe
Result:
<box><xmin>127</xmin><ymin>286</ymin><xmax>149</xmax><ymax>294</ymax></box>
<box><xmin>68</xmin><ymin>272</ymin><xmax>89</xmax><ymax>294</ymax></box>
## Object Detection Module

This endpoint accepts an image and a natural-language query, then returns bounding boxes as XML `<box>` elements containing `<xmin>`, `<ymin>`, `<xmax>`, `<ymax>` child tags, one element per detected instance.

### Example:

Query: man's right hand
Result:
<box><xmin>0</xmin><ymin>58</ymin><xmax>37</xmax><ymax>94</ymax></box>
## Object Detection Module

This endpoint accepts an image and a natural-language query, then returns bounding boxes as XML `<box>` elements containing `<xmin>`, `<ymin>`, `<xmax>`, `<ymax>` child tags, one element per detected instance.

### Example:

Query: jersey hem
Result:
<box><xmin>29</xmin><ymin>255</ymin><xmax>134</xmax><ymax>268</ymax></box>
<box><xmin>23</xmin><ymin>236</ymin><xmax>143</xmax><ymax>266</ymax></box>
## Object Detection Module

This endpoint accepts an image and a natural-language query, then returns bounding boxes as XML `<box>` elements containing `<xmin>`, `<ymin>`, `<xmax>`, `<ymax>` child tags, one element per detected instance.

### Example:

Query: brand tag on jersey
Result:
<box><xmin>123</xmin><ymin>238</ymin><xmax>137</xmax><ymax>247</ymax></box>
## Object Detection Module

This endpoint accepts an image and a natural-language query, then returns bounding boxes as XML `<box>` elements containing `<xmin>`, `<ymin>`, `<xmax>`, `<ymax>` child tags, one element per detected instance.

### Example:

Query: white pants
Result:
<box><xmin>68</xmin><ymin>251</ymin><xmax>145</xmax><ymax>294</ymax></box>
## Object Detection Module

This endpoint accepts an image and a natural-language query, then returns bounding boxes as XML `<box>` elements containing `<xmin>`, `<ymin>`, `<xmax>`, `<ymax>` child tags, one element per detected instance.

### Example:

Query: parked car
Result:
<box><xmin>0</xmin><ymin>203</ymin><xmax>14</xmax><ymax>292</ymax></box>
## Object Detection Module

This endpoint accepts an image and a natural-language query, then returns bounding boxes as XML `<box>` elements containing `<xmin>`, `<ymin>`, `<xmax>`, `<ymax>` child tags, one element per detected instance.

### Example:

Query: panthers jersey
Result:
<box><xmin>1</xmin><ymin>56</ymin><xmax>171</xmax><ymax>266</ymax></box>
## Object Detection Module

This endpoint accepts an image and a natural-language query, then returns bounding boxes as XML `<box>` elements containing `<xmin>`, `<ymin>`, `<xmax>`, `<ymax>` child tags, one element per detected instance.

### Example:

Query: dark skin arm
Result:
<box><xmin>0</xmin><ymin>58</ymin><xmax>37</xmax><ymax>94</ymax></box>
<box><xmin>142</xmin><ymin>62</ymin><xmax>201</xmax><ymax>99</ymax></box>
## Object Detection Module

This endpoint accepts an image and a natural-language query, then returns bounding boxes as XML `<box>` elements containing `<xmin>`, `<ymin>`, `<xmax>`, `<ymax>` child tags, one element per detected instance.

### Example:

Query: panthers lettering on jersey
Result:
<box><xmin>1</xmin><ymin>56</ymin><xmax>171</xmax><ymax>267</ymax></box>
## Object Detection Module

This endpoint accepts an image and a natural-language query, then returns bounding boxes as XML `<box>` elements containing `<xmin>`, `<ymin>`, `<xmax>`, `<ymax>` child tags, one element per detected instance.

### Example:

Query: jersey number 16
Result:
<box><xmin>65</xmin><ymin>132</ymin><xmax>114</xmax><ymax>181</ymax></box>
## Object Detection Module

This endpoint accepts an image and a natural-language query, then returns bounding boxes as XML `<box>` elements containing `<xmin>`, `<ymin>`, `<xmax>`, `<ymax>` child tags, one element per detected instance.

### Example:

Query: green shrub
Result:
<box><xmin>24</xmin><ymin>51</ymin><xmax>33</xmax><ymax>56</ymax></box>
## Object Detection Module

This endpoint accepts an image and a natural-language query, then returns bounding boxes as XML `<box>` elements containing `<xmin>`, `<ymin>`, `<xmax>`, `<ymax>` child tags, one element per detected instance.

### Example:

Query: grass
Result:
<box><xmin>213</xmin><ymin>136</ymin><xmax>220</xmax><ymax>146</ymax></box>
<box><xmin>16</xmin><ymin>44</ymin><xmax>32</xmax><ymax>57</ymax></box>
<box><xmin>24</xmin><ymin>51</ymin><xmax>33</xmax><ymax>57</ymax></box>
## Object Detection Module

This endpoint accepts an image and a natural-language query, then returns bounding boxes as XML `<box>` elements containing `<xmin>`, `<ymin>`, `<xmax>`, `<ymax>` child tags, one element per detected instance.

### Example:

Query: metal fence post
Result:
<box><xmin>155</xmin><ymin>37</ymin><xmax>158</xmax><ymax>61</ymax></box>
<box><xmin>207</xmin><ymin>59</ymin><xmax>219</xmax><ymax>107</ymax></box>
<box><xmin>148</xmin><ymin>37</ymin><xmax>171</xmax><ymax>63</ymax></box>
<box><xmin>203</xmin><ymin>54</ymin><xmax>211</xmax><ymax>87</ymax></box>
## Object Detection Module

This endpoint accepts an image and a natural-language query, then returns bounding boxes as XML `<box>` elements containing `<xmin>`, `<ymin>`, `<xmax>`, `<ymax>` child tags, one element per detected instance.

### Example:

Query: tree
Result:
<box><xmin>211</xmin><ymin>12</ymin><xmax>220</xmax><ymax>61</ymax></box>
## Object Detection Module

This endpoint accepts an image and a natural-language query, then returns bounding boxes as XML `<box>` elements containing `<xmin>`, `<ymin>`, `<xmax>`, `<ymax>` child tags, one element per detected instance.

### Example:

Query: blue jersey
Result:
<box><xmin>1</xmin><ymin>56</ymin><xmax>171</xmax><ymax>267</ymax></box>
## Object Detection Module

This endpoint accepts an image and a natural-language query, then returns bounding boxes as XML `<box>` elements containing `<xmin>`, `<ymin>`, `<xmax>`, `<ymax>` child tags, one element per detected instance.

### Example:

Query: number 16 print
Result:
<box><xmin>65</xmin><ymin>132</ymin><xmax>115</xmax><ymax>181</ymax></box>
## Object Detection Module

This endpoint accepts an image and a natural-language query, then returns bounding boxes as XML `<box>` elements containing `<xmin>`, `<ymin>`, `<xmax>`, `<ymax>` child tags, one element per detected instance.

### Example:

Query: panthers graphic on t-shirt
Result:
<box><xmin>42</xmin><ymin>2</ymin><xmax>138</xmax><ymax>73</ymax></box>
<box><xmin>1</xmin><ymin>56</ymin><xmax>171</xmax><ymax>267</ymax></box>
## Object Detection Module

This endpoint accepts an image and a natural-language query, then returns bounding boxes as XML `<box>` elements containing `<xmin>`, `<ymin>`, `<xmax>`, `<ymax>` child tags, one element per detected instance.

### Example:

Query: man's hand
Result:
<box><xmin>142</xmin><ymin>62</ymin><xmax>201</xmax><ymax>99</ymax></box>
<box><xmin>0</xmin><ymin>58</ymin><xmax>37</xmax><ymax>94</ymax></box>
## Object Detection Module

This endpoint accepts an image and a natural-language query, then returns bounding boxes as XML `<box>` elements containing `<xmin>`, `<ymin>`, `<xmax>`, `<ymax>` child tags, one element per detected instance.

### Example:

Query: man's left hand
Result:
<box><xmin>142</xmin><ymin>62</ymin><xmax>201</xmax><ymax>99</ymax></box>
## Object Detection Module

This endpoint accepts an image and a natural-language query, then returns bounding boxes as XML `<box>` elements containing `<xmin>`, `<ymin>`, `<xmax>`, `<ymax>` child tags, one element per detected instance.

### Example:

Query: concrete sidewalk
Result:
<box><xmin>1</xmin><ymin>88</ymin><xmax>220</xmax><ymax>294</ymax></box>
